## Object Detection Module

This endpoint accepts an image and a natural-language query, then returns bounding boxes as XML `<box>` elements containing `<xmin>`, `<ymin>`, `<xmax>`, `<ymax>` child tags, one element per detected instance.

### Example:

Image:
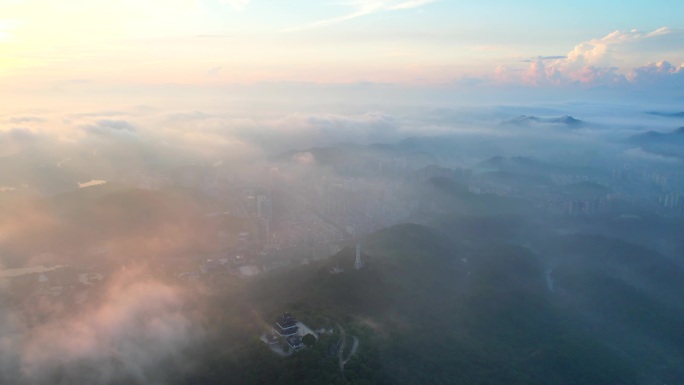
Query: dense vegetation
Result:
<box><xmin>6</xmin><ymin>178</ymin><xmax>682</xmax><ymax>384</ymax></box>
<box><xmin>175</xmin><ymin>207</ymin><xmax>684</xmax><ymax>385</ymax></box>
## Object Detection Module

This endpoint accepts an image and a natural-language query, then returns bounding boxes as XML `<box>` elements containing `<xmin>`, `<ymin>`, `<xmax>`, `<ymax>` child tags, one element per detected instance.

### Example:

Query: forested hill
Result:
<box><xmin>184</xmin><ymin>218</ymin><xmax>684</xmax><ymax>385</ymax></box>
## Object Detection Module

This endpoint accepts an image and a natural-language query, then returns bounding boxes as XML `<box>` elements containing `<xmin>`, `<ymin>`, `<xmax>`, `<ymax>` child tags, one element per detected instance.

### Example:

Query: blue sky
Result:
<box><xmin>1</xmin><ymin>0</ymin><xmax>683</xmax><ymax>104</ymax></box>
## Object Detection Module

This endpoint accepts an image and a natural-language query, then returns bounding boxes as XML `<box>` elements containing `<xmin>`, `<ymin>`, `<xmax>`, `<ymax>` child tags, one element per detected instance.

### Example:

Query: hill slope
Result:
<box><xmin>234</xmin><ymin>222</ymin><xmax>684</xmax><ymax>384</ymax></box>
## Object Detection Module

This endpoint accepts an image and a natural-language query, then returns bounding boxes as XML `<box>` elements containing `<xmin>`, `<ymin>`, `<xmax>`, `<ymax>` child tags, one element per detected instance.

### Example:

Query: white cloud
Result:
<box><xmin>629</xmin><ymin>60</ymin><xmax>684</xmax><ymax>84</ymax></box>
<box><xmin>218</xmin><ymin>0</ymin><xmax>251</xmax><ymax>10</ymax></box>
<box><xmin>282</xmin><ymin>0</ymin><xmax>436</xmax><ymax>32</ymax></box>
<box><xmin>4</xmin><ymin>270</ymin><xmax>203</xmax><ymax>385</ymax></box>
<box><xmin>491</xmin><ymin>27</ymin><xmax>684</xmax><ymax>89</ymax></box>
<box><xmin>292</xmin><ymin>151</ymin><xmax>316</xmax><ymax>165</ymax></box>
<box><xmin>624</xmin><ymin>147</ymin><xmax>681</xmax><ymax>163</ymax></box>
<box><xmin>575</xmin><ymin>66</ymin><xmax>627</xmax><ymax>86</ymax></box>
<box><xmin>388</xmin><ymin>0</ymin><xmax>435</xmax><ymax>10</ymax></box>
<box><xmin>524</xmin><ymin>59</ymin><xmax>547</xmax><ymax>86</ymax></box>
<box><xmin>563</xmin><ymin>27</ymin><xmax>684</xmax><ymax>70</ymax></box>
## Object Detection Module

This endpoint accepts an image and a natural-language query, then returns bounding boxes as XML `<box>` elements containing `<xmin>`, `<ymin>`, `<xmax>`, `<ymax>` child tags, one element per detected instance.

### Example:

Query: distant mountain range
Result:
<box><xmin>629</xmin><ymin>126</ymin><xmax>684</xmax><ymax>143</ymax></box>
<box><xmin>627</xmin><ymin>127</ymin><xmax>684</xmax><ymax>159</ymax></box>
<box><xmin>646</xmin><ymin>111</ymin><xmax>684</xmax><ymax>118</ymax></box>
<box><xmin>501</xmin><ymin>115</ymin><xmax>585</xmax><ymax>128</ymax></box>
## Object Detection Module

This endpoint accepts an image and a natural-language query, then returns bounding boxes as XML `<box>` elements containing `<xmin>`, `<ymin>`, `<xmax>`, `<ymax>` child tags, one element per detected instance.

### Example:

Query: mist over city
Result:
<box><xmin>1</xmin><ymin>1</ymin><xmax>684</xmax><ymax>384</ymax></box>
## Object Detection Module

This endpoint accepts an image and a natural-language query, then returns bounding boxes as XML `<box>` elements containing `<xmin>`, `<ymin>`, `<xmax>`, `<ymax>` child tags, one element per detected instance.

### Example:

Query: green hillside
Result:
<box><xmin>189</xmin><ymin>221</ymin><xmax>684</xmax><ymax>384</ymax></box>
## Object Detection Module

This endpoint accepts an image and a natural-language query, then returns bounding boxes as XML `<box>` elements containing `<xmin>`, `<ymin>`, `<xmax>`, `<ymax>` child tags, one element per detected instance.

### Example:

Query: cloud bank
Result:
<box><xmin>1</xmin><ymin>269</ymin><xmax>203</xmax><ymax>385</ymax></box>
<box><xmin>489</xmin><ymin>27</ymin><xmax>684</xmax><ymax>90</ymax></box>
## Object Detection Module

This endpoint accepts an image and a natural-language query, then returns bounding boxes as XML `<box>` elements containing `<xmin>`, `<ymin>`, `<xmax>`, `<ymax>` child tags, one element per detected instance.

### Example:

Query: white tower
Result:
<box><xmin>354</xmin><ymin>243</ymin><xmax>363</xmax><ymax>270</ymax></box>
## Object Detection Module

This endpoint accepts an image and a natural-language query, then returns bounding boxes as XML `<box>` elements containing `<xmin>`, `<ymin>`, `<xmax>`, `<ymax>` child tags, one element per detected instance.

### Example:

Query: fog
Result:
<box><xmin>2</xmin><ymin>86</ymin><xmax>684</xmax><ymax>384</ymax></box>
<box><xmin>1</xmin><ymin>269</ymin><xmax>201</xmax><ymax>385</ymax></box>
<box><xmin>3</xmin><ymin>0</ymin><xmax>684</xmax><ymax>380</ymax></box>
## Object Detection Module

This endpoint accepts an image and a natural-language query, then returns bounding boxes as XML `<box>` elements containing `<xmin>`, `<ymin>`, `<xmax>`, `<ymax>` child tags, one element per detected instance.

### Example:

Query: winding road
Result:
<box><xmin>334</xmin><ymin>321</ymin><xmax>360</xmax><ymax>371</ymax></box>
<box><xmin>341</xmin><ymin>337</ymin><xmax>359</xmax><ymax>369</ymax></box>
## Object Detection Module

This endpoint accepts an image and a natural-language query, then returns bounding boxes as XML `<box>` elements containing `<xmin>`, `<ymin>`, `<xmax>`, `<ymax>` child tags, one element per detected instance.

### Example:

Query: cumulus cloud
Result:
<box><xmin>562</xmin><ymin>27</ymin><xmax>684</xmax><ymax>70</ymax></box>
<box><xmin>560</xmin><ymin>28</ymin><xmax>682</xmax><ymax>85</ymax></box>
<box><xmin>575</xmin><ymin>66</ymin><xmax>628</xmax><ymax>86</ymax></box>
<box><xmin>628</xmin><ymin>60</ymin><xmax>684</xmax><ymax>86</ymax></box>
<box><xmin>523</xmin><ymin>59</ymin><xmax>563</xmax><ymax>86</ymax></box>
<box><xmin>524</xmin><ymin>59</ymin><xmax>547</xmax><ymax>86</ymax></box>
<box><xmin>493</xmin><ymin>65</ymin><xmax>512</xmax><ymax>83</ymax></box>
<box><xmin>487</xmin><ymin>27</ymin><xmax>684</xmax><ymax>89</ymax></box>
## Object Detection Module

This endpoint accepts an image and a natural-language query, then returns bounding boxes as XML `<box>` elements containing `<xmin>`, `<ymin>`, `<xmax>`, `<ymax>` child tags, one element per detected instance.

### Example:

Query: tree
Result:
<box><xmin>303</xmin><ymin>334</ymin><xmax>316</xmax><ymax>347</ymax></box>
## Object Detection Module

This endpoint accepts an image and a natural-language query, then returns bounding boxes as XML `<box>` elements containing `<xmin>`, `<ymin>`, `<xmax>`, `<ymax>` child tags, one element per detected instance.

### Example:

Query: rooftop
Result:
<box><xmin>276</xmin><ymin>312</ymin><xmax>297</xmax><ymax>325</ymax></box>
<box><xmin>286</xmin><ymin>336</ymin><xmax>303</xmax><ymax>349</ymax></box>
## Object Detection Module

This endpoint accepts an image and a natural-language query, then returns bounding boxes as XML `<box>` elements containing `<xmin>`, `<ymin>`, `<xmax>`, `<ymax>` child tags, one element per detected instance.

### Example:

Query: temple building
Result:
<box><xmin>274</xmin><ymin>312</ymin><xmax>299</xmax><ymax>337</ymax></box>
<box><xmin>286</xmin><ymin>335</ymin><xmax>304</xmax><ymax>350</ymax></box>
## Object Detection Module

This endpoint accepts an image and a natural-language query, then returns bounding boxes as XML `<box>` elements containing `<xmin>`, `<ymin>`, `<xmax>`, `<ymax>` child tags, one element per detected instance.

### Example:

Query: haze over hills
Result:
<box><xmin>501</xmin><ymin>115</ymin><xmax>586</xmax><ymax>128</ymax></box>
<box><xmin>629</xmin><ymin>126</ymin><xmax>684</xmax><ymax>143</ymax></box>
<box><xmin>646</xmin><ymin>111</ymin><xmax>684</xmax><ymax>118</ymax></box>
<box><xmin>475</xmin><ymin>155</ymin><xmax>563</xmax><ymax>175</ymax></box>
<box><xmin>3</xmin><ymin>99</ymin><xmax>684</xmax><ymax>384</ymax></box>
<box><xmin>184</xmin><ymin>216</ymin><xmax>684</xmax><ymax>385</ymax></box>
<box><xmin>3</xmin><ymin>1</ymin><xmax>684</xmax><ymax>383</ymax></box>
<box><xmin>628</xmin><ymin>126</ymin><xmax>684</xmax><ymax>159</ymax></box>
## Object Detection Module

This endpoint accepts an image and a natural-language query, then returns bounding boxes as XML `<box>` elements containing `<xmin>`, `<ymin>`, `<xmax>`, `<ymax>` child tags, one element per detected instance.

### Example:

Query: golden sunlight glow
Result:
<box><xmin>0</xmin><ymin>1</ymin><xmax>682</xmax><ymax>91</ymax></box>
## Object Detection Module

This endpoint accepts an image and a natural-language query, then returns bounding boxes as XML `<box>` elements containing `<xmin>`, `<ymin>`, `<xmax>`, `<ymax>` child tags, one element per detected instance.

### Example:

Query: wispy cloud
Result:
<box><xmin>218</xmin><ymin>0</ymin><xmax>252</xmax><ymax>10</ymax></box>
<box><xmin>282</xmin><ymin>4</ymin><xmax>384</xmax><ymax>33</ymax></box>
<box><xmin>282</xmin><ymin>0</ymin><xmax>436</xmax><ymax>33</ymax></box>
<box><xmin>388</xmin><ymin>0</ymin><xmax>435</xmax><ymax>10</ymax></box>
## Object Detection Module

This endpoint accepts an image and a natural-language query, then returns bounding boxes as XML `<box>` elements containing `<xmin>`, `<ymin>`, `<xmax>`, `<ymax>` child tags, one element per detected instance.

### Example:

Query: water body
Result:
<box><xmin>0</xmin><ymin>265</ymin><xmax>67</xmax><ymax>279</ymax></box>
<box><xmin>78</xmin><ymin>179</ymin><xmax>107</xmax><ymax>188</ymax></box>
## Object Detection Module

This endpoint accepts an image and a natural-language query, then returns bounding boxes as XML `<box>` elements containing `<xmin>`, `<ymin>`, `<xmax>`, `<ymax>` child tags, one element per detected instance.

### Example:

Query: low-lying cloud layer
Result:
<box><xmin>1</xmin><ymin>269</ymin><xmax>202</xmax><ymax>385</ymax></box>
<box><xmin>1</xmin><ymin>93</ymin><xmax>683</xmax><ymax>385</ymax></box>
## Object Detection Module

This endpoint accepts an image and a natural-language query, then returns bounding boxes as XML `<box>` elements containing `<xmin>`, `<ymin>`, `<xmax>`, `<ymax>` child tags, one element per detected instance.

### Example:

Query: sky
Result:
<box><xmin>1</xmin><ymin>0</ymin><xmax>684</xmax><ymax>107</ymax></box>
